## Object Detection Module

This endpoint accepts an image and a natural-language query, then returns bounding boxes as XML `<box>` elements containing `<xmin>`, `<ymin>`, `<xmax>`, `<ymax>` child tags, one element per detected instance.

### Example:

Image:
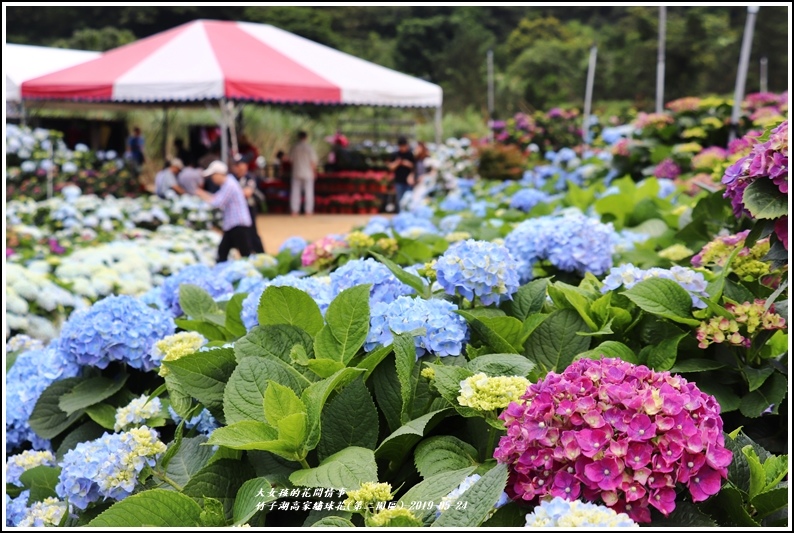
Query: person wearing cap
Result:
<box><xmin>231</xmin><ymin>153</ymin><xmax>266</xmax><ymax>254</ymax></box>
<box><xmin>195</xmin><ymin>160</ymin><xmax>254</xmax><ymax>262</ymax></box>
<box><xmin>387</xmin><ymin>137</ymin><xmax>416</xmax><ymax>213</ymax></box>
<box><xmin>154</xmin><ymin>158</ymin><xmax>186</xmax><ymax>199</ymax></box>
<box><xmin>288</xmin><ymin>131</ymin><xmax>319</xmax><ymax>216</ymax></box>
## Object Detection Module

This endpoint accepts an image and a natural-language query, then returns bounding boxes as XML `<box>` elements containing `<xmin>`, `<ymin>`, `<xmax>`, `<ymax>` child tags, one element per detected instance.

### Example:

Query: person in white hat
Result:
<box><xmin>195</xmin><ymin>160</ymin><xmax>254</xmax><ymax>262</ymax></box>
<box><xmin>154</xmin><ymin>158</ymin><xmax>185</xmax><ymax>198</ymax></box>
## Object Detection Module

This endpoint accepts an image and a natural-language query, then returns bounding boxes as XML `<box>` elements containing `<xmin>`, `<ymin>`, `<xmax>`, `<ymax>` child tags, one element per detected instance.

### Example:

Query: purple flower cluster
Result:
<box><xmin>653</xmin><ymin>158</ymin><xmax>681</xmax><ymax>180</ymax></box>
<box><xmin>494</xmin><ymin>358</ymin><xmax>732</xmax><ymax>523</ymax></box>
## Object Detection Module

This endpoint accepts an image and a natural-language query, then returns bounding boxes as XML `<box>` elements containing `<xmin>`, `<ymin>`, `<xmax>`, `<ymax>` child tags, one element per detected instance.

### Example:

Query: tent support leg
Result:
<box><xmin>228</xmin><ymin>101</ymin><xmax>239</xmax><ymax>157</ymax></box>
<box><xmin>220</xmin><ymin>98</ymin><xmax>229</xmax><ymax>164</ymax></box>
<box><xmin>434</xmin><ymin>106</ymin><xmax>442</xmax><ymax>146</ymax></box>
<box><xmin>162</xmin><ymin>106</ymin><xmax>169</xmax><ymax>161</ymax></box>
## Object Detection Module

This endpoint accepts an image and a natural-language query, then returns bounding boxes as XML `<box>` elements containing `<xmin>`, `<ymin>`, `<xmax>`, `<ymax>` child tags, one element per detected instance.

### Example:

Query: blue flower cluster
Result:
<box><xmin>468</xmin><ymin>200</ymin><xmax>493</xmax><ymax>218</ymax></box>
<box><xmin>330</xmin><ymin>258</ymin><xmax>413</xmax><ymax>306</ymax></box>
<box><xmin>57</xmin><ymin>295</ymin><xmax>175</xmax><ymax>372</ymax></box>
<box><xmin>439</xmin><ymin>214</ymin><xmax>463</xmax><ymax>233</ymax></box>
<box><xmin>279</xmin><ymin>236</ymin><xmax>308</xmax><ymax>255</ymax></box>
<box><xmin>410</xmin><ymin>205</ymin><xmax>435</xmax><ymax>219</ymax></box>
<box><xmin>505</xmin><ymin>211</ymin><xmax>617</xmax><ymax>282</ymax></box>
<box><xmin>524</xmin><ymin>496</ymin><xmax>637</xmax><ymax>527</ymax></box>
<box><xmin>439</xmin><ymin>195</ymin><xmax>469</xmax><ymax>212</ymax></box>
<box><xmin>361</xmin><ymin>216</ymin><xmax>393</xmax><ymax>236</ymax></box>
<box><xmin>168</xmin><ymin>406</ymin><xmax>219</xmax><ymax>436</ymax></box>
<box><xmin>366</xmin><ymin>296</ymin><xmax>468</xmax><ymax>358</ymax></box>
<box><xmin>212</xmin><ymin>259</ymin><xmax>263</xmax><ymax>285</ymax></box>
<box><xmin>435</xmin><ymin>240</ymin><xmax>520</xmax><ymax>305</ymax></box>
<box><xmin>160</xmin><ymin>264</ymin><xmax>234</xmax><ymax>317</ymax></box>
<box><xmin>241</xmin><ymin>274</ymin><xmax>334</xmax><ymax>330</ymax></box>
<box><xmin>138</xmin><ymin>286</ymin><xmax>166</xmax><ymax>310</ymax></box>
<box><xmin>509</xmin><ymin>188</ymin><xmax>550</xmax><ymax>212</ymax></box>
<box><xmin>55</xmin><ymin>426</ymin><xmax>166</xmax><ymax>510</ymax></box>
<box><xmin>6</xmin><ymin>492</ymin><xmax>30</xmax><ymax>527</ymax></box>
<box><xmin>6</xmin><ymin>345</ymin><xmax>81</xmax><ymax>451</ymax></box>
<box><xmin>391</xmin><ymin>213</ymin><xmax>439</xmax><ymax>237</ymax></box>
<box><xmin>601</xmin><ymin>264</ymin><xmax>709</xmax><ymax>308</ymax></box>
<box><xmin>6</xmin><ymin>450</ymin><xmax>56</xmax><ymax>486</ymax></box>
<box><xmin>236</xmin><ymin>275</ymin><xmax>268</xmax><ymax>295</ymax></box>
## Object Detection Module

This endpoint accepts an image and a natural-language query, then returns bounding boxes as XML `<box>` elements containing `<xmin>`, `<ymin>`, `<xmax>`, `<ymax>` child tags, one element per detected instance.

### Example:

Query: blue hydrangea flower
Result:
<box><xmin>114</xmin><ymin>396</ymin><xmax>162</xmax><ymax>431</ymax></box>
<box><xmin>366</xmin><ymin>296</ymin><xmax>468</xmax><ymax>357</ymax></box>
<box><xmin>168</xmin><ymin>406</ymin><xmax>219</xmax><ymax>436</ymax></box>
<box><xmin>6</xmin><ymin>345</ymin><xmax>80</xmax><ymax>451</ymax></box>
<box><xmin>439</xmin><ymin>214</ymin><xmax>463</xmax><ymax>233</ymax></box>
<box><xmin>362</xmin><ymin>216</ymin><xmax>393</xmax><ymax>236</ymax></box>
<box><xmin>6</xmin><ymin>491</ymin><xmax>30</xmax><ymax>527</ymax></box>
<box><xmin>279</xmin><ymin>236</ymin><xmax>308</xmax><ymax>255</ymax></box>
<box><xmin>139</xmin><ymin>286</ymin><xmax>166</xmax><ymax>311</ymax></box>
<box><xmin>235</xmin><ymin>275</ymin><xmax>268</xmax><ymax>295</ymax></box>
<box><xmin>601</xmin><ymin>264</ymin><xmax>709</xmax><ymax>308</ymax></box>
<box><xmin>524</xmin><ymin>496</ymin><xmax>638</xmax><ymax>527</ymax></box>
<box><xmin>160</xmin><ymin>264</ymin><xmax>234</xmax><ymax>317</ymax></box>
<box><xmin>212</xmin><ymin>260</ymin><xmax>263</xmax><ymax>284</ymax></box>
<box><xmin>435</xmin><ymin>240</ymin><xmax>520</xmax><ymax>306</ymax></box>
<box><xmin>439</xmin><ymin>195</ymin><xmax>469</xmax><ymax>212</ymax></box>
<box><xmin>469</xmin><ymin>200</ymin><xmax>492</xmax><ymax>218</ymax></box>
<box><xmin>6</xmin><ymin>334</ymin><xmax>45</xmax><ymax>354</ymax></box>
<box><xmin>410</xmin><ymin>205</ymin><xmax>435</xmax><ymax>219</ymax></box>
<box><xmin>391</xmin><ymin>213</ymin><xmax>439</xmax><ymax>237</ymax></box>
<box><xmin>57</xmin><ymin>295</ymin><xmax>175</xmax><ymax>372</ymax></box>
<box><xmin>330</xmin><ymin>258</ymin><xmax>413</xmax><ymax>306</ymax></box>
<box><xmin>56</xmin><ymin>427</ymin><xmax>166</xmax><ymax>510</ymax></box>
<box><xmin>612</xmin><ymin>229</ymin><xmax>650</xmax><ymax>252</ymax></box>
<box><xmin>509</xmin><ymin>188</ymin><xmax>550</xmax><ymax>212</ymax></box>
<box><xmin>241</xmin><ymin>274</ymin><xmax>334</xmax><ymax>330</ymax></box>
<box><xmin>6</xmin><ymin>450</ymin><xmax>56</xmax><ymax>486</ymax></box>
<box><xmin>505</xmin><ymin>212</ymin><xmax>617</xmax><ymax>282</ymax></box>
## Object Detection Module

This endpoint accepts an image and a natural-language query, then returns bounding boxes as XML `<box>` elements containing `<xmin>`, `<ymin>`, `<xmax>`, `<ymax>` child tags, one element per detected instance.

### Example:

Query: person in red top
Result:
<box><xmin>238</xmin><ymin>134</ymin><xmax>260</xmax><ymax>173</ymax></box>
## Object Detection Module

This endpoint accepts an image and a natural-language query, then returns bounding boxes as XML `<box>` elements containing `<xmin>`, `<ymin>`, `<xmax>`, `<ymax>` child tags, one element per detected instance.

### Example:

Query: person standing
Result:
<box><xmin>177</xmin><ymin>159</ymin><xmax>204</xmax><ymax>195</ymax></box>
<box><xmin>231</xmin><ymin>154</ymin><xmax>266</xmax><ymax>254</ymax></box>
<box><xmin>387</xmin><ymin>136</ymin><xmax>416</xmax><ymax>212</ymax></box>
<box><xmin>154</xmin><ymin>158</ymin><xmax>185</xmax><ymax>198</ymax></box>
<box><xmin>126</xmin><ymin>126</ymin><xmax>145</xmax><ymax>170</ymax></box>
<box><xmin>288</xmin><ymin>131</ymin><xmax>319</xmax><ymax>216</ymax></box>
<box><xmin>194</xmin><ymin>161</ymin><xmax>254</xmax><ymax>262</ymax></box>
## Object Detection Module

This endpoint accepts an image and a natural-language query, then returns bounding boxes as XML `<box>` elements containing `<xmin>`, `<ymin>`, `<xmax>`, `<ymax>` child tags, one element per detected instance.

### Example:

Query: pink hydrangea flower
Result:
<box><xmin>494</xmin><ymin>358</ymin><xmax>731</xmax><ymax>523</ymax></box>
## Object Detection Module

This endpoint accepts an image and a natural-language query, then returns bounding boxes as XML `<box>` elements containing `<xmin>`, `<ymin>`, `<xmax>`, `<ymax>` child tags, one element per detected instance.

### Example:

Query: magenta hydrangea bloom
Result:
<box><xmin>494</xmin><ymin>358</ymin><xmax>731</xmax><ymax>524</ymax></box>
<box><xmin>653</xmin><ymin>158</ymin><xmax>681</xmax><ymax>180</ymax></box>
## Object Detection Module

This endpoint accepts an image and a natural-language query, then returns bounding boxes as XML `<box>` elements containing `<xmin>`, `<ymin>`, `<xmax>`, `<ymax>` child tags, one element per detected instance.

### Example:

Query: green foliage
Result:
<box><xmin>88</xmin><ymin>490</ymin><xmax>203</xmax><ymax>527</ymax></box>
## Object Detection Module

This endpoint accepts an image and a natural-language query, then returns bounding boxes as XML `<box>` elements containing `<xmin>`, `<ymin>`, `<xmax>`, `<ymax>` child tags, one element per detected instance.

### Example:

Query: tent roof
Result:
<box><xmin>21</xmin><ymin>20</ymin><xmax>442</xmax><ymax>108</ymax></box>
<box><xmin>5</xmin><ymin>43</ymin><xmax>101</xmax><ymax>102</ymax></box>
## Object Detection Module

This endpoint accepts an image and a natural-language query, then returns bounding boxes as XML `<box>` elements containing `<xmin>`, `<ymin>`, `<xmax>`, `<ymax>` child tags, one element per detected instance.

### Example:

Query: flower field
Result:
<box><xmin>4</xmin><ymin>108</ymin><xmax>789</xmax><ymax>527</ymax></box>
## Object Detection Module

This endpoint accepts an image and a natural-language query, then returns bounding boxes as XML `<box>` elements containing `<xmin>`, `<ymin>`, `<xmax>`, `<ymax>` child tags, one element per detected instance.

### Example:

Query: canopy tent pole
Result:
<box><xmin>161</xmin><ymin>106</ymin><xmax>169</xmax><ymax>161</ymax></box>
<box><xmin>728</xmin><ymin>6</ymin><xmax>759</xmax><ymax>144</ymax></box>
<box><xmin>228</xmin><ymin>100</ymin><xmax>239</xmax><ymax>156</ymax></box>
<box><xmin>220</xmin><ymin>98</ymin><xmax>230</xmax><ymax>164</ymax></box>
<box><xmin>760</xmin><ymin>56</ymin><xmax>768</xmax><ymax>93</ymax></box>
<box><xmin>47</xmin><ymin>132</ymin><xmax>55</xmax><ymax>200</ymax></box>
<box><xmin>582</xmin><ymin>44</ymin><xmax>598</xmax><ymax>146</ymax></box>
<box><xmin>434</xmin><ymin>106</ymin><xmax>442</xmax><ymax>146</ymax></box>
<box><xmin>656</xmin><ymin>6</ymin><xmax>667</xmax><ymax>114</ymax></box>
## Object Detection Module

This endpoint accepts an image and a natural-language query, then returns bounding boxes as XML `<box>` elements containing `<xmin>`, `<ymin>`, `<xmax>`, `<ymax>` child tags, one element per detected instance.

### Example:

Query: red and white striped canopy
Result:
<box><xmin>21</xmin><ymin>19</ymin><xmax>442</xmax><ymax>108</ymax></box>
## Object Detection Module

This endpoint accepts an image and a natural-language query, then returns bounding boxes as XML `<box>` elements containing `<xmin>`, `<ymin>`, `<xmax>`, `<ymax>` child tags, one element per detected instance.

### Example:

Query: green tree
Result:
<box><xmin>52</xmin><ymin>26</ymin><xmax>137</xmax><ymax>52</ymax></box>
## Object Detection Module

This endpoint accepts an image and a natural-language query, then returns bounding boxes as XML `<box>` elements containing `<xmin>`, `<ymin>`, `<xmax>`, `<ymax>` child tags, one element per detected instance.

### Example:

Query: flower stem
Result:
<box><xmin>299</xmin><ymin>458</ymin><xmax>311</xmax><ymax>469</ymax></box>
<box><xmin>483</xmin><ymin>424</ymin><xmax>498</xmax><ymax>462</ymax></box>
<box><xmin>154</xmin><ymin>471</ymin><xmax>183</xmax><ymax>491</ymax></box>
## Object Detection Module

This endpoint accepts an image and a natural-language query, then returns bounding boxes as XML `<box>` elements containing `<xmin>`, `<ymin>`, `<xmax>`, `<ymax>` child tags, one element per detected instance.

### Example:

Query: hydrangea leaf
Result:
<box><xmin>306</xmin><ymin>359</ymin><xmax>346</xmax><ymax>378</ymax></box>
<box><xmin>353</xmin><ymin>343</ymin><xmax>394</xmax><ymax>381</ymax></box>
<box><xmin>743</xmin><ymin>179</ymin><xmax>788</xmax><ymax>220</ymax></box>
<box><xmin>397</xmin><ymin>467</ymin><xmax>477</xmax><ymax>521</ymax></box>
<box><xmin>84</xmin><ymin>403</ymin><xmax>118</xmax><ymax>430</ymax></box>
<box><xmin>371</xmin><ymin>250</ymin><xmax>429</xmax><ymax>297</ymax></box>
<box><xmin>702</xmin><ymin>486</ymin><xmax>759</xmax><ymax>526</ymax></box>
<box><xmin>761</xmin><ymin>455</ymin><xmax>788</xmax><ymax>491</ymax></box>
<box><xmin>263</xmin><ymin>381</ymin><xmax>306</xmax><ymax>427</ymax></box>
<box><xmin>179</xmin><ymin>283</ymin><xmax>220</xmax><ymax>320</ymax></box>
<box><xmin>431</xmin><ymin>463</ymin><xmax>509</xmax><ymax>528</ymax></box>
<box><xmin>317</xmin><ymin>378</ymin><xmax>379</xmax><ymax>462</ymax></box>
<box><xmin>751</xmin><ymin>487</ymin><xmax>788</xmax><ymax>520</ymax></box>
<box><xmin>524</xmin><ymin>309</ymin><xmax>591</xmax><ymax>373</ymax></box>
<box><xmin>225</xmin><ymin>356</ymin><xmax>309</xmax><ymax>424</ymax></box>
<box><xmin>576</xmin><ymin>340</ymin><xmax>639</xmax><ymax>364</ymax></box>
<box><xmin>739</xmin><ymin>373</ymin><xmax>787</xmax><ymax>418</ymax></box>
<box><xmin>371</xmin><ymin>357</ymin><xmax>404</xmax><ymax>433</ymax></box>
<box><xmin>234</xmin><ymin>324</ymin><xmax>315</xmax><ymax>364</ymax></box>
<box><xmin>465</xmin><ymin>353</ymin><xmax>535</xmax><ymax>378</ymax></box>
<box><xmin>624</xmin><ymin>278</ymin><xmax>701</xmax><ymax>326</ymax></box>
<box><xmin>393</xmin><ymin>332</ymin><xmax>418</xmax><ymax>424</ymax></box>
<box><xmin>87</xmin><ymin>489</ymin><xmax>203</xmax><ymax>527</ymax></box>
<box><xmin>29</xmin><ymin>377</ymin><xmax>85</xmax><ymax>439</ymax></box>
<box><xmin>743</xmin><ymin>445</ymin><xmax>768</xmax><ymax>500</ymax></box>
<box><xmin>414</xmin><ymin>436</ymin><xmax>479</xmax><ymax>478</ymax></box>
<box><xmin>457</xmin><ymin>311</ymin><xmax>519</xmax><ymax>355</ymax></box>
<box><xmin>547</xmin><ymin>282</ymin><xmax>599</xmax><ymax>331</ymax></box>
<box><xmin>164</xmin><ymin>347</ymin><xmax>237</xmax><ymax>421</ymax></box>
<box><xmin>257</xmin><ymin>286</ymin><xmax>323</xmax><ymax>337</ymax></box>
<box><xmin>668</xmin><ymin>359</ymin><xmax>726</xmax><ymax>373</ymax></box>
<box><xmin>289</xmin><ymin>446</ymin><xmax>378</xmax><ymax>491</ymax></box>
<box><xmin>482</xmin><ymin>502</ymin><xmax>527</xmax><ymax>527</ymax></box>
<box><xmin>301</xmin><ymin>367</ymin><xmax>366</xmax><ymax>451</ymax></box>
<box><xmin>650</xmin><ymin>502</ymin><xmax>718</xmax><ymax>526</ymax></box>
<box><xmin>224</xmin><ymin>293</ymin><xmax>247</xmax><ymax>338</ymax></box>
<box><xmin>199</xmin><ymin>497</ymin><xmax>227</xmax><ymax>527</ymax></box>
<box><xmin>19</xmin><ymin>465</ymin><xmax>60</xmax><ymax>504</ymax></box>
<box><xmin>55</xmin><ymin>421</ymin><xmax>106</xmax><ymax>461</ymax></box>
<box><xmin>164</xmin><ymin>436</ymin><xmax>216</xmax><ymax>489</ymax></box>
<box><xmin>646</xmin><ymin>333</ymin><xmax>688</xmax><ymax>371</ymax></box>
<box><xmin>309</xmin><ymin>516</ymin><xmax>356</xmax><ymax>527</ymax></box>
<box><xmin>165</xmin><ymin>374</ymin><xmax>194</xmax><ymax>419</ymax></box>
<box><xmin>206</xmin><ymin>421</ymin><xmax>293</xmax><ymax>453</ymax></box>
<box><xmin>743</xmin><ymin>366</ymin><xmax>774</xmax><ymax>392</ymax></box>
<box><xmin>182</xmin><ymin>459</ymin><xmax>256</xmax><ymax>519</ymax></box>
<box><xmin>233</xmin><ymin>478</ymin><xmax>276</xmax><ymax>525</ymax></box>
<box><xmin>375</xmin><ymin>409</ymin><xmax>451</xmax><ymax>467</ymax></box>
<box><xmin>314</xmin><ymin>285</ymin><xmax>371</xmax><ymax>364</ymax></box>
<box><xmin>58</xmin><ymin>374</ymin><xmax>129</xmax><ymax>416</ymax></box>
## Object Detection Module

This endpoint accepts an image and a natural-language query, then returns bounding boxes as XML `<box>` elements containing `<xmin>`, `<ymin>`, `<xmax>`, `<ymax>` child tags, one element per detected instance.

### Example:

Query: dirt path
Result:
<box><xmin>255</xmin><ymin>214</ymin><xmax>383</xmax><ymax>254</ymax></box>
